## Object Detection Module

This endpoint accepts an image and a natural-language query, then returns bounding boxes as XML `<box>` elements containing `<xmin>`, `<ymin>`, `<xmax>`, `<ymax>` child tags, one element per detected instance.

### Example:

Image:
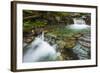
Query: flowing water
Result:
<box><xmin>67</xmin><ymin>18</ymin><xmax>90</xmax><ymax>29</ymax></box>
<box><xmin>23</xmin><ymin>32</ymin><xmax>60</xmax><ymax>62</ymax></box>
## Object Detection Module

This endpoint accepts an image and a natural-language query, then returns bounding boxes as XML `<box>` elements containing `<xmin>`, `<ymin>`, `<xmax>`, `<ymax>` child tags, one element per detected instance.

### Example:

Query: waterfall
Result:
<box><xmin>41</xmin><ymin>32</ymin><xmax>44</xmax><ymax>40</ymax></box>
<box><xmin>67</xmin><ymin>18</ymin><xmax>90</xmax><ymax>29</ymax></box>
<box><xmin>23</xmin><ymin>32</ymin><xmax>59</xmax><ymax>62</ymax></box>
<box><xmin>73</xmin><ymin>18</ymin><xmax>86</xmax><ymax>24</ymax></box>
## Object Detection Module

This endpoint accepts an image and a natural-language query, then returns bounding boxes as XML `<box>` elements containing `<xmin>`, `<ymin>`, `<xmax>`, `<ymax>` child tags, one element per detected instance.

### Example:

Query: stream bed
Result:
<box><xmin>23</xmin><ymin>18</ymin><xmax>91</xmax><ymax>62</ymax></box>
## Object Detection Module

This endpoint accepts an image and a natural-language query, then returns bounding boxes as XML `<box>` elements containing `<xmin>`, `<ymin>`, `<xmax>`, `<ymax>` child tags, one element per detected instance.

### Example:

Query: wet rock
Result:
<box><xmin>56</xmin><ymin>37</ymin><xmax>79</xmax><ymax>60</ymax></box>
<box><xmin>64</xmin><ymin>37</ymin><xmax>76</xmax><ymax>48</ymax></box>
<box><xmin>72</xmin><ymin>33</ymin><xmax>91</xmax><ymax>59</ymax></box>
<box><xmin>44</xmin><ymin>33</ymin><xmax>57</xmax><ymax>45</ymax></box>
<box><xmin>78</xmin><ymin>34</ymin><xmax>91</xmax><ymax>48</ymax></box>
<box><xmin>23</xmin><ymin>36</ymin><xmax>34</xmax><ymax>43</ymax></box>
<box><xmin>60</xmin><ymin>48</ymin><xmax>79</xmax><ymax>60</ymax></box>
<box><xmin>72</xmin><ymin>44</ymin><xmax>90</xmax><ymax>59</ymax></box>
<box><xmin>56</xmin><ymin>40</ymin><xmax>66</xmax><ymax>49</ymax></box>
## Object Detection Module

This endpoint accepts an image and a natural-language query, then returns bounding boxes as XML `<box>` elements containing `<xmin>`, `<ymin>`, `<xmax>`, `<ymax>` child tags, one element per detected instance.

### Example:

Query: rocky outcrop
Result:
<box><xmin>72</xmin><ymin>33</ymin><xmax>91</xmax><ymax>59</ymax></box>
